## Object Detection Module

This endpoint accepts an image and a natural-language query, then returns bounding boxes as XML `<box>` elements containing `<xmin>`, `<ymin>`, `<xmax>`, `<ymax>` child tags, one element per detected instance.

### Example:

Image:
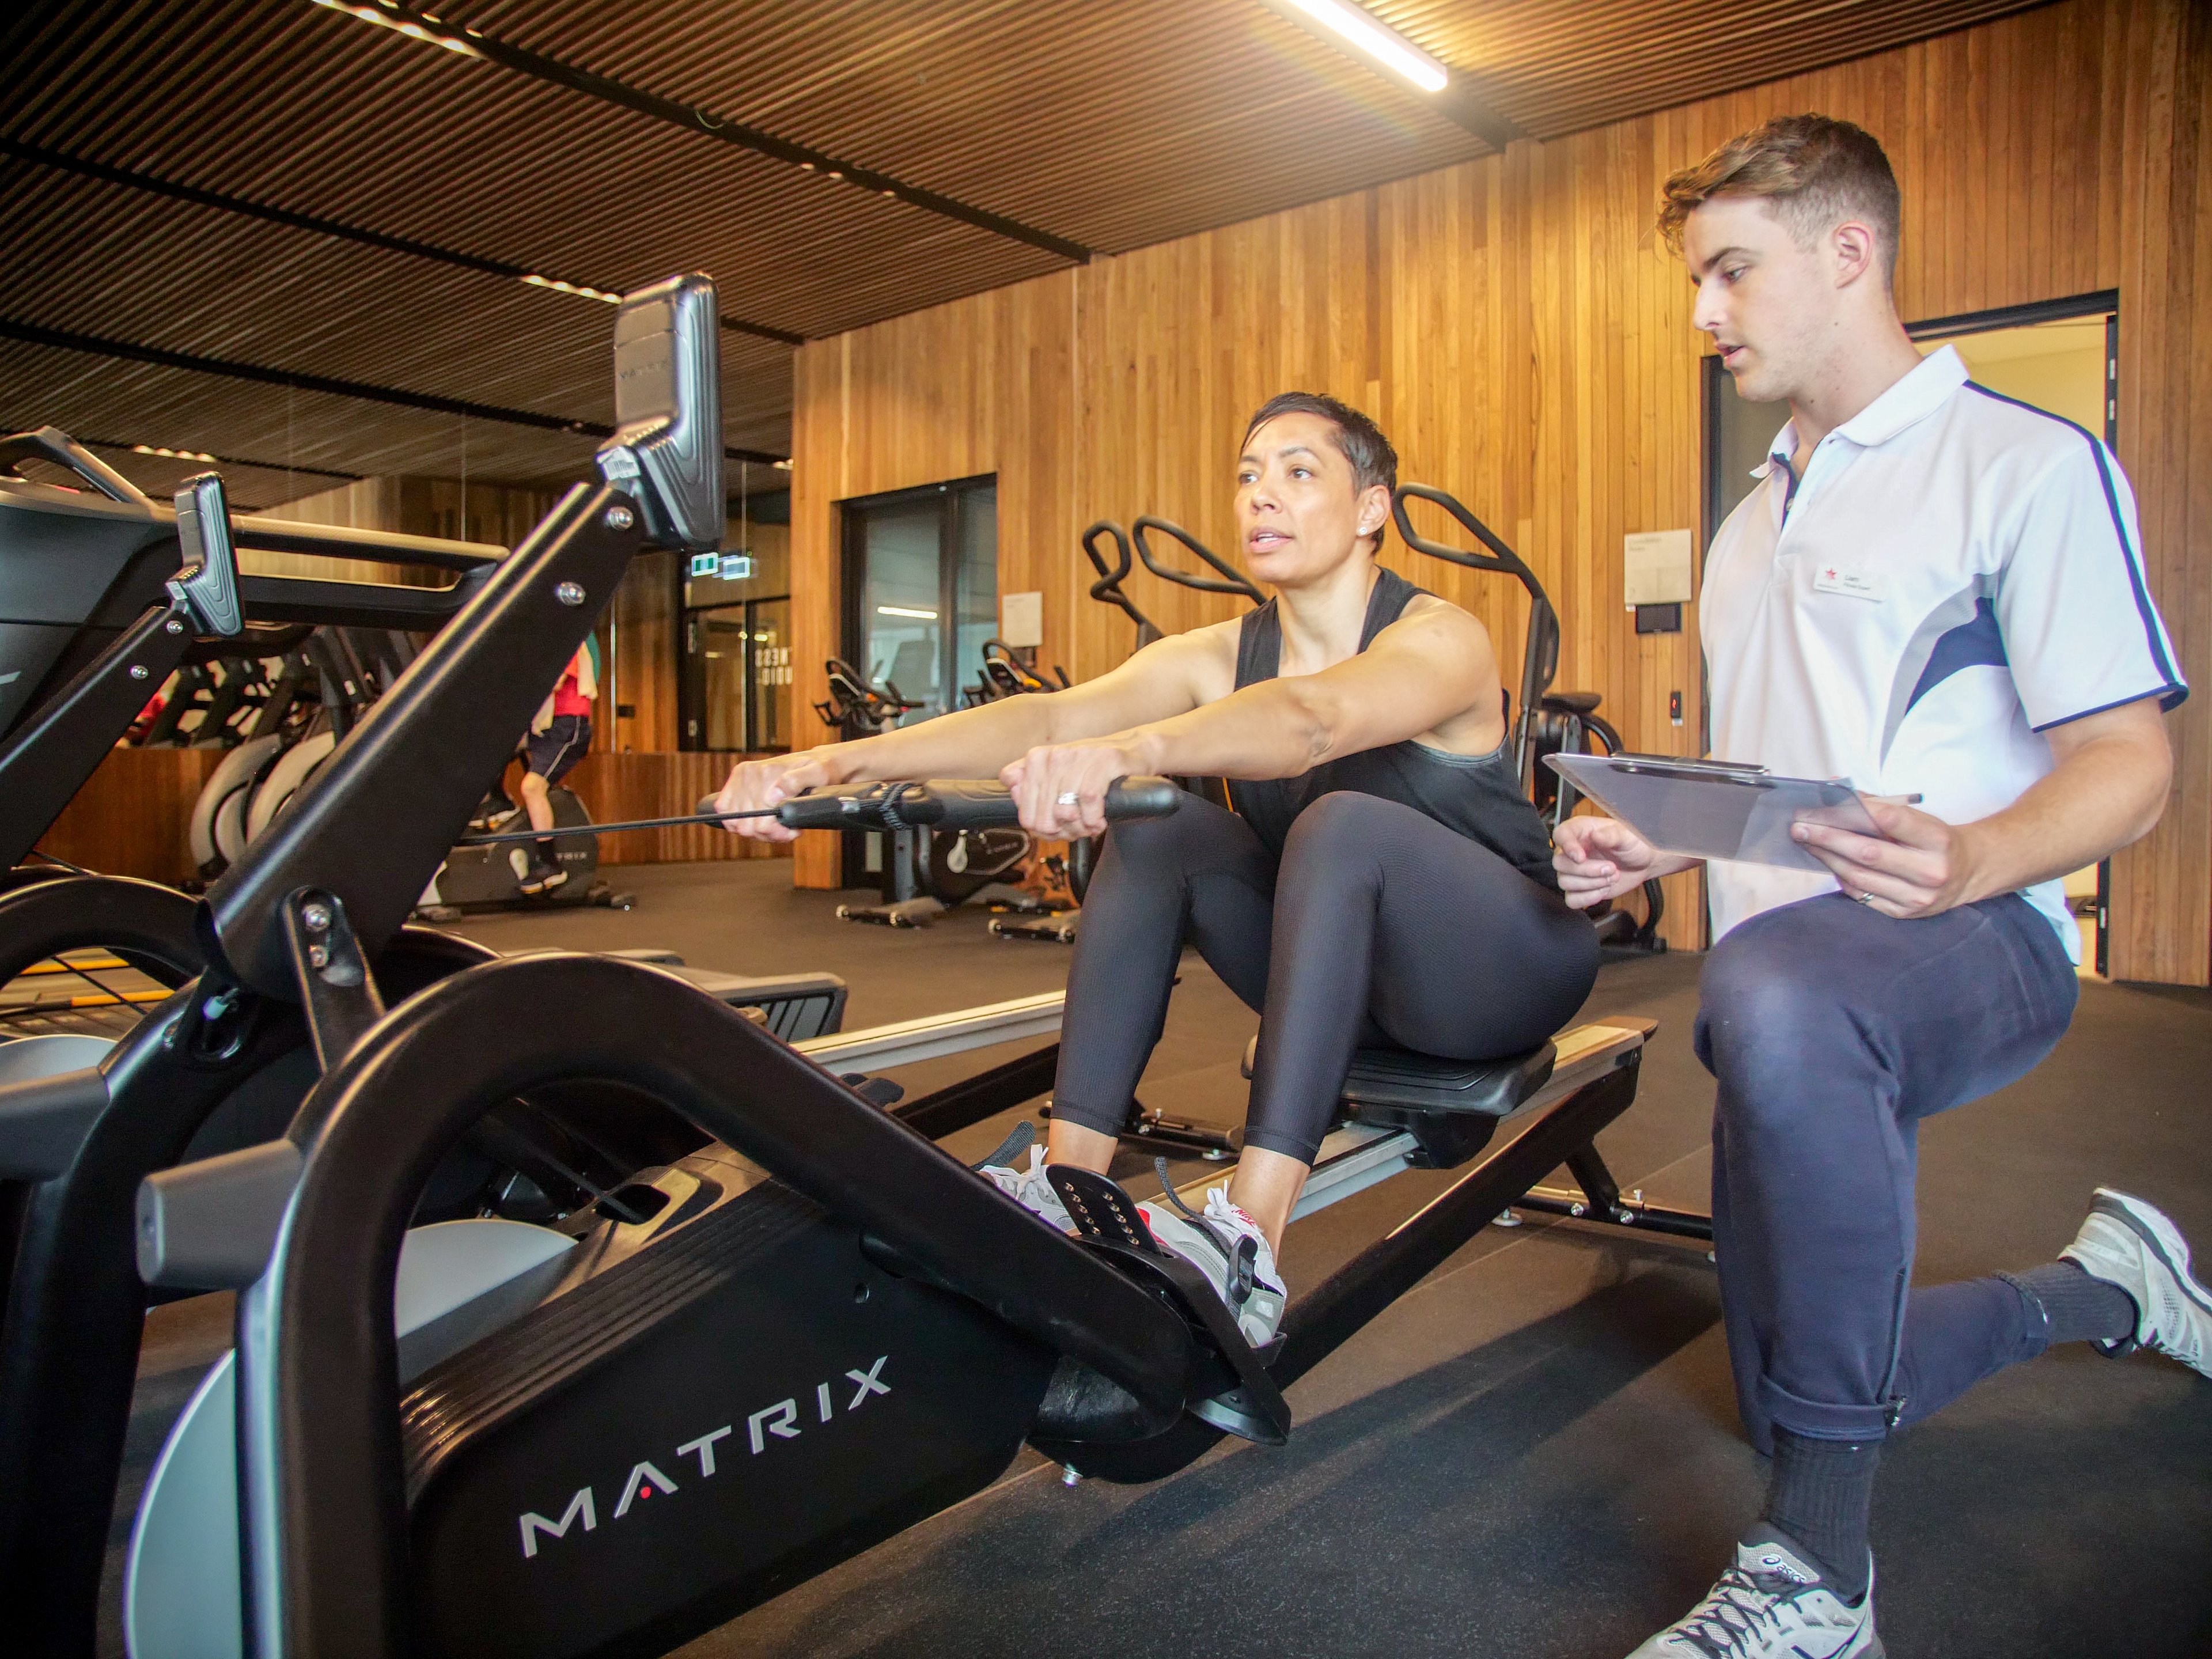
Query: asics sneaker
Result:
<box><xmin>979</xmin><ymin>1143</ymin><xmax>1075</xmax><ymax>1234</ymax></box>
<box><xmin>2061</xmin><ymin>1187</ymin><xmax>2212</xmax><ymax>1376</ymax></box>
<box><xmin>1138</xmin><ymin>1185</ymin><xmax>1286</xmax><ymax>1350</ymax></box>
<box><xmin>1627</xmin><ymin>1529</ymin><xmax>1880</xmax><ymax>1658</ymax></box>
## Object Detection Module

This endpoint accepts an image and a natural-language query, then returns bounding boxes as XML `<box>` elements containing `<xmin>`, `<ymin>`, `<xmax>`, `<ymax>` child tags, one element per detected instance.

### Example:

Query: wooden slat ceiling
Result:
<box><xmin>1</xmin><ymin>0</ymin><xmax>2040</xmax><ymax>510</ymax></box>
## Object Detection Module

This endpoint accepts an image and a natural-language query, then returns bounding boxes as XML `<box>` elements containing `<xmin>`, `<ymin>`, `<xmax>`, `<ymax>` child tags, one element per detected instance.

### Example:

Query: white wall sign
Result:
<box><xmin>1000</xmin><ymin>590</ymin><xmax>1044</xmax><ymax>648</ymax></box>
<box><xmin>1623</xmin><ymin>529</ymin><xmax>1694</xmax><ymax>608</ymax></box>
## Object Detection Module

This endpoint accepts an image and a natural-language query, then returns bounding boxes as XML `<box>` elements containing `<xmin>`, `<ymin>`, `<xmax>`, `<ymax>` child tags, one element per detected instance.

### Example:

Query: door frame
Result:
<box><xmin>678</xmin><ymin>593</ymin><xmax>793</xmax><ymax>753</ymax></box>
<box><xmin>836</xmin><ymin>473</ymin><xmax>997</xmax><ymax>719</ymax></box>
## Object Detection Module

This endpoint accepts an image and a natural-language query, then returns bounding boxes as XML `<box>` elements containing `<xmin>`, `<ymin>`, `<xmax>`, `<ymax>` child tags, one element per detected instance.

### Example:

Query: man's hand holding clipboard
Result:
<box><xmin>1547</xmin><ymin>753</ymin><xmax>1980</xmax><ymax>921</ymax></box>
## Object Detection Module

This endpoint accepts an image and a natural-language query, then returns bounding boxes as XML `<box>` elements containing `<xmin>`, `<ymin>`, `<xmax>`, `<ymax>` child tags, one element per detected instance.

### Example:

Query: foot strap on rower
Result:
<box><xmin>974</xmin><ymin>1119</ymin><xmax>1036</xmax><ymax>1172</ymax></box>
<box><xmin>1046</xmin><ymin>1165</ymin><xmax>1291</xmax><ymax>1446</ymax></box>
<box><xmin>1151</xmin><ymin>1156</ymin><xmax>1263</xmax><ymax>1308</ymax></box>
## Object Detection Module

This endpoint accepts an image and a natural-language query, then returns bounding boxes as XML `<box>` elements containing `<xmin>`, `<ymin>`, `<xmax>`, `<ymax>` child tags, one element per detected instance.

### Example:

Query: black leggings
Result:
<box><xmin>1054</xmin><ymin>791</ymin><xmax>1600</xmax><ymax>1164</ymax></box>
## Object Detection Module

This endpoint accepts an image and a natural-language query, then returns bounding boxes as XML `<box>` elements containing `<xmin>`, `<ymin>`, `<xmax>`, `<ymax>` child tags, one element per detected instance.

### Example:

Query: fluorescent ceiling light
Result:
<box><xmin>771</xmin><ymin>459</ymin><xmax>795</xmax><ymax>471</ymax></box>
<box><xmin>876</xmin><ymin>605</ymin><xmax>938</xmax><ymax>620</ymax></box>
<box><xmin>130</xmin><ymin>444</ymin><xmax>218</xmax><ymax>461</ymax></box>
<box><xmin>1283</xmin><ymin>0</ymin><xmax>1447</xmax><ymax>94</ymax></box>
<box><xmin>308</xmin><ymin>0</ymin><xmax>485</xmax><ymax>60</ymax></box>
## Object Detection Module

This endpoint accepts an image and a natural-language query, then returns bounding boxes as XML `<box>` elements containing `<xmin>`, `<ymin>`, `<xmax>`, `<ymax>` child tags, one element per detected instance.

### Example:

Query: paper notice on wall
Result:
<box><xmin>1623</xmin><ymin>530</ymin><xmax>1695</xmax><ymax>608</ymax></box>
<box><xmin>1000</xmin><ymin>591</ymin><xmax>1044</xmax><ymax>648</ymax></box>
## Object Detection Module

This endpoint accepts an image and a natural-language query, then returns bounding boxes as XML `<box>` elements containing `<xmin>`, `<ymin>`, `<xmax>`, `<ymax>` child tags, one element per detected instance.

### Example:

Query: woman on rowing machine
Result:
<box><xmin>714</xmin><ymin>392</ymin><xmax>1597</xmax><ymax>1344</ymax></box>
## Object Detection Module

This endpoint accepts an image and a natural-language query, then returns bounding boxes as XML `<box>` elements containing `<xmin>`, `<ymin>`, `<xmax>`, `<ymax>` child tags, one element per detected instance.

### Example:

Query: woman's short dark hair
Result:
<box><xmin>1243</xmin><ymin>391</ymin><xmax>1400</xmax><ymax>498</ymax></box>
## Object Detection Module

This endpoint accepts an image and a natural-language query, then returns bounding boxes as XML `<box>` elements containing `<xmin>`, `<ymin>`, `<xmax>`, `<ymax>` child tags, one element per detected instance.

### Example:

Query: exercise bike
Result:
<box><xmin>1392</xmin><ymin>483</ymin><xmax>1668</xmax><ymax>956</ymax></box>
<box><xmin>961</xmin><ymin>637</ymin><xmax>1069</xmax><ymax>704</ymax></box>
<box><xmin>816</xmin><ymin>654</ymin><xmax>1037</xmax><ymax>927</ymax></box>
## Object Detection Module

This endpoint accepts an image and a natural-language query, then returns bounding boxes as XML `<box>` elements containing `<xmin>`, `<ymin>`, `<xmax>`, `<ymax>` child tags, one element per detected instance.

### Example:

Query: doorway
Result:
<box><xmin>1702</xmin><ymin>290</ymin><xmax>2120</xmax><ymax>974</ymax></box>
<box><xmin>839</xmin><ymin>476</ymin><xmax>998</xmax><ymax>725</ymax></box>
<box><xmin>679</xmin><ymin>529</ymin><xmax>794</xmax><ymax>753</ymax></box>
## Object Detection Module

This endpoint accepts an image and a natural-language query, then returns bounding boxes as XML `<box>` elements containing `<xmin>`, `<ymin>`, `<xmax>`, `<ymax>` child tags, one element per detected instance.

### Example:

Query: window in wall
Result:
<box><xmin>838</xmin><ymin>476</ymin><xmax>998</xmax><ymax>727</ymax></box>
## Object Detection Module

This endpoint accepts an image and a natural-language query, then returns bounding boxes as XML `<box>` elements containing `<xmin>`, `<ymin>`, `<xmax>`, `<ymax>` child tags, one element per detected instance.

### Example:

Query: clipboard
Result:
<box><xmin>1544</xmin><ymin>753</ymin><xmax>1884</xmax><ymax>872</ymax></box>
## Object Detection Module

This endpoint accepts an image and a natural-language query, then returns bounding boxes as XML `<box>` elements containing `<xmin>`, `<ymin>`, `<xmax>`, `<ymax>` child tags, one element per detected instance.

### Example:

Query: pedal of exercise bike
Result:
<box><xmin>1044</xmin><ymin>1165</ymin><xmax>1290</xmax><ymax>1447</ymax></box>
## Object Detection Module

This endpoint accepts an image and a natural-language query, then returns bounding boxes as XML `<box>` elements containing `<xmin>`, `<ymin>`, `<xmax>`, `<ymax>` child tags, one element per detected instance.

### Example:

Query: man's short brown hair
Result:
<box><xmin>1657</xmin><ymin>115</ymin><xmax>1902</xmax><ymax>283</ymax></box>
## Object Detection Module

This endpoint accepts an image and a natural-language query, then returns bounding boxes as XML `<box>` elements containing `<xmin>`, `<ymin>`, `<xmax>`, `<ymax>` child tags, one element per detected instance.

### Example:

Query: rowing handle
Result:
<box><xmin>695</xmin><ymin>776</ymin><xmax>1183</xmax><ymax>830</ymax></box>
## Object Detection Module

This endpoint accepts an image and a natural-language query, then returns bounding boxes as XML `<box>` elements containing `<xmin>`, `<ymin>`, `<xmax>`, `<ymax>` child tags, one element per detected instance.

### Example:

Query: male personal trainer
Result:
<box><xmin>1555</xmin><ymin>116</ymin><xmax>2210</xmax><ymax>1658</ymax></box>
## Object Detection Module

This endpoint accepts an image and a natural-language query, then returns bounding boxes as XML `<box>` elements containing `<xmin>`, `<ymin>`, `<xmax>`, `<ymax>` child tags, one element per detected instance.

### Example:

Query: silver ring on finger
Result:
<box><xmin>1056</xmin><ymin>791</ymin><xmax>1080</xmax><ymax>807</ymax></box>
<box><xmin>1854</xmin><ymin>889</ymin><xmax>1877</xmax><ymax>906</ymax></box>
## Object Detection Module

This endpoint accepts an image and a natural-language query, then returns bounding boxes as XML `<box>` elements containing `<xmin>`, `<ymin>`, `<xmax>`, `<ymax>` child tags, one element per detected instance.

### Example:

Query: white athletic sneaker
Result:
<box><xmin>1138</xmin><ymin>1187</ymin><xmax>1286</xmax><ymax>1350</ymax></box>
<box><xmin>979</xmin><ymin>1145</ymin><xmax>1075</xmax><ymax>1233</ymax></box>
<box><xmin>1627</xmin><ymin>1531</ymin><xmax>1880</xmax><ymax>1658</ymax></box>
<box><xmin>2060</xmin><ymin>1187</ymin><xmax>2212</xmax><ymax>1376</ymax></box>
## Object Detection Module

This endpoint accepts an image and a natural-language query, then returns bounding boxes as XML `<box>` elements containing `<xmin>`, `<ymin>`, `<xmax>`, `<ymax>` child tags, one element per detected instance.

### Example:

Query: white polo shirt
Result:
<box><xmin>1700</xmin><ymin>344</ymin><xmax>2186</xmax><ymax>960</ymax></box>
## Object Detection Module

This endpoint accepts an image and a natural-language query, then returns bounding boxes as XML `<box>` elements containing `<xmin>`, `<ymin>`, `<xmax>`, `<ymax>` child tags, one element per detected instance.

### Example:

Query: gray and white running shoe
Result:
<box><xmin>979</xmin><ymin>1143</ymin><xmax>1076</xmax><ymax>1234</ymax></box>
<box><xmin>1627</xmin><ymin>1531</ymin><xmax>1880</xmax><ymax>1659</ymax></box>
<box><xmin>2061</xmin><ymin>1187</ymin><xmax>2212</xmax><ymax>1376</ymax></box>
<box><xmin>1138</xmin><ymin>1186</ymin><xmax>1286</xmax><ymax>1349</ymax></box>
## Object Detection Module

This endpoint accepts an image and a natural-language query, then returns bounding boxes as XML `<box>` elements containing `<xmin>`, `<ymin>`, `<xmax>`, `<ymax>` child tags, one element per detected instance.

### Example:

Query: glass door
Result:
<box><xmin>840</xmin><ymin>476</ymin><xmax>998</xmax><ymax>726</ymax></box>
<box><xmin>681</xmin><ymin>594</ymin><xmax>794</xmax><ymax>752</ymax></box>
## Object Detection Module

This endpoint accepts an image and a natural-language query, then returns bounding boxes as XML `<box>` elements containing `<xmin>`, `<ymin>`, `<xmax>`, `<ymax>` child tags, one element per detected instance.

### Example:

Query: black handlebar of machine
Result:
<box><xmin>0</xmin><ymin>425</ymin><xmax>150</xmax><ymax>503</ymax></box>
<box><xmin>451</xmin><ymin>775</ymin><xmax>1187</xmax><ymax>849</ymax></box>
<box><xmin>693</xmin><ymin>775</ymin><xmax>1183</xmax><ymax>832</ymax></box>
<box><xmin>1131</xmin><ymin>515</ymin><xmax>1264</xmax><ymax>604</ymax></box>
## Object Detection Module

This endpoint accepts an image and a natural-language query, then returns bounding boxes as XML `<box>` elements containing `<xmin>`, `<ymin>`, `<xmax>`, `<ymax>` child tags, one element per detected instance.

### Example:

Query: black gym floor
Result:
<box><xmin>109</xmin><ymin>862</ymin><xmax>2212</xmax><ymax>1657</ymax></box>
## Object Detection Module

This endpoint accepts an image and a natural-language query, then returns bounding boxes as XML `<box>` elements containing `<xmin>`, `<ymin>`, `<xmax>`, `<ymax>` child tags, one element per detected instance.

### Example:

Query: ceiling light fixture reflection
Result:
<box><xmin>876</xmin><ymin>605</ymin><xmax>938</xmax><ymax>620</ymax></box>
<box><xmin>1281</xmin><ymin>0</ymin><xmax>1446</xmax><ymax>93</ymax></box>
<box><xmin>130</xmin><ymin>444</ymin><xmax>218</xmax><ymax>461</ymax></box>
<box><xmin>308</xmin><ymin>0</ymin><xmax>485</xmax><ymax>59</ymax></box>
<box><xmin>519</xmin><ymin>272</ymin><xmax>620</xmax><ymax>304</ymax></box>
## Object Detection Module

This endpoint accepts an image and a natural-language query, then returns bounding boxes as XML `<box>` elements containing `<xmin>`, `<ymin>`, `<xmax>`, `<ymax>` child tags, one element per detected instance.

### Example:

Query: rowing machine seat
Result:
<box><xmin>1240</xmin><ymin>1035</ymin><xmax>1556</xmax><ymax>1118</ymax></box>
<box><xmin>1539</xmin><ymin>690</ymin><xmax>1603</xmax><ymax>716</ymax></box>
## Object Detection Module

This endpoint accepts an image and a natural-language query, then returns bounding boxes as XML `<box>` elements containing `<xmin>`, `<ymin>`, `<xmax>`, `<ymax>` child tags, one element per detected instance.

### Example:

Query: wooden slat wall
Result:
<box><xmin>36</xmin><ymin>747</ymin><xmax>224</xmax><ymax>887</ymax></box>
<box><xmin>786</xmin><ymin>0</ymin><xmax>2212</xmax><ymax>985</ymax></box>
<box><xmin>541</xmin><ymin>751</ymin><xmax>788</xmax><ymax>866</ymax></box>
<box><xmin>31</xmin><ymin>747</ymin><xmax>786</xmax><ymax>887</ymax></box>
<box><xmin>609</xmin><ymin>549</ymin><xmax>683</xmax><ymax>753</ymax></box>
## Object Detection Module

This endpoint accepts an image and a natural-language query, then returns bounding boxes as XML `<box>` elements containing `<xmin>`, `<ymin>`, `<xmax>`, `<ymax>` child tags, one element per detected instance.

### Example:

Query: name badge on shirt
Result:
<box><xmin>1812</xmin><ymin>565</ymin><xmax>1884</xmax><ymax>601</ymax></box>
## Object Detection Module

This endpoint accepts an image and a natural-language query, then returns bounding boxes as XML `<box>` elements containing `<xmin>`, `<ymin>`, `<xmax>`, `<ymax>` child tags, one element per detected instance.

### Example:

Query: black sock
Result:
<box><xmin>2003</xmin><ymin>1260</ymin><xmax>2138</xmax><ymax>1346</ymax></box>
<box><xmin>1760</xmin><ymin>1429</ymin><xmax>1880</xmax><ymax>1603</ymax></box>
<box><xmin>533</xmin><ymin>836</ymin><xmax>558</xmax><ymax>866</ymax></box>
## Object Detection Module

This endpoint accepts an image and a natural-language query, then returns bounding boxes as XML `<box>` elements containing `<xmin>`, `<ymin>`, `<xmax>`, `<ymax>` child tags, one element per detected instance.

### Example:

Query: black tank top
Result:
<box><xmin>1228</xmin><ymin>566</ymin><xmax>1559</xmax><ymax>889</ymax></box>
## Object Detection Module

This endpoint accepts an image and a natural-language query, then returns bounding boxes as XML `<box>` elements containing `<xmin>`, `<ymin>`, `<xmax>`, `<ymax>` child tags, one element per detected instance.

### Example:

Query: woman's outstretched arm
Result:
<box><xmin>1004</xmin><ymin>600</ymin><xmax>1501</xmax><ymax>836</ymax></box>
<box><xmin>714</xmin><ymin>626</ymin><xmax>1232</xmax><ymax>839</ymax></box>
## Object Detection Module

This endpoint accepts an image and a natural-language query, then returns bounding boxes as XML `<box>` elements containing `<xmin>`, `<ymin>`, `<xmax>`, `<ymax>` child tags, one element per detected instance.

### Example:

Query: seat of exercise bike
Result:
<box><xmin>1539</xmin><ymin>690</ymin><xmax>1603</xmax><ymax>715</ymax></box>
<box><xmin>1241</xmin><ymin>1034</ymin><xmax>1558</xmax><ymax>1118</ymax></box>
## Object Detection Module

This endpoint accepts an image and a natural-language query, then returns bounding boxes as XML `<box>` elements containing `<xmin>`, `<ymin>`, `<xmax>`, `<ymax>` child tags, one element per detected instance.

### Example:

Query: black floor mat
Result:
<box><xmin>103</xmin><ymin>865</ymin><xmax>2212</xmax><ymax>1657</ymax></box>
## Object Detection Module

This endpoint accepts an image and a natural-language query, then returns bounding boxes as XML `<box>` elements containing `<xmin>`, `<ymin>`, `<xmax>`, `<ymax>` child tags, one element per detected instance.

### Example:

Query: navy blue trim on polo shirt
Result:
<box><xmin>1905</xmin><ymin>597</ymin><xmax>2009</xmax><ymax>717</ymax></box>
<box><xmin>2032</xmin><ymin>685</ymin><xmax>2190</xmax><ymax>733</ymax></box>
<box><xmin>1965</xmin><ymin>382</ymin><xmax>2183</xmax><ymax>699</ymax></box>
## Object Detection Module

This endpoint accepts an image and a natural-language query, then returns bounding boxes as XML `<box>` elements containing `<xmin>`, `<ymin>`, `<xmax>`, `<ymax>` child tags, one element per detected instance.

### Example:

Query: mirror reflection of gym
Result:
<box><xmin>1707</xmin><ymin>301</ymin><xmax>2118</xmax><ymax>974</ymax></box>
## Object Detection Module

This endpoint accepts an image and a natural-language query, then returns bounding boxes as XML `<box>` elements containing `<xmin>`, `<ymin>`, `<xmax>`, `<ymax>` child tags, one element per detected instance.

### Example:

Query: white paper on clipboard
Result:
<box><xmin>1546</xmin><ymin>753</ymin><xmax>1884</xmax><ymax>872</ymax></box>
